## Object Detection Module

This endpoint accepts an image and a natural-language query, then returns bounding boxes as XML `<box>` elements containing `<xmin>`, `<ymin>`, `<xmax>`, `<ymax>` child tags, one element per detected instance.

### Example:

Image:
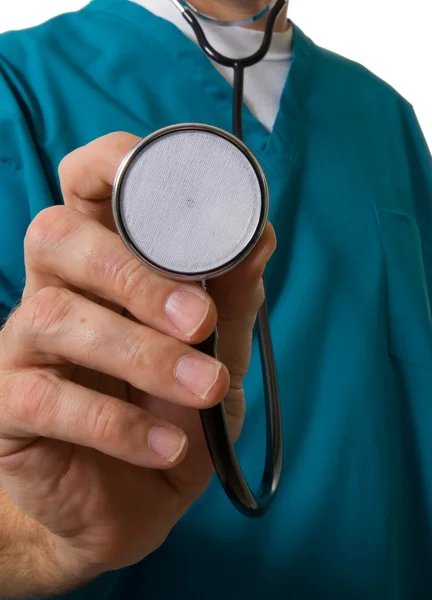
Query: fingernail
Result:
<box><xmin>165</xmin><ymin>291</ymin><xmax>210</xmax><ymax>337</ymax></box>
<box><xmin>175</xmin><ymin>356</ymin><xmax>221</xmax><ymax>399</ymax></box>
<box><xmin>149</xmin><ymin>426</ymin><xmax>187</xmax><ymax>463</ymax></box>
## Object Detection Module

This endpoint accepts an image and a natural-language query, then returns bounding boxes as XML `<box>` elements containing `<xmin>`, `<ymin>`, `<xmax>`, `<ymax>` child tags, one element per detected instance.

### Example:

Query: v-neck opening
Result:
<box><xmin>85</xmin><ymin>0</ymin><xmax>314</xmax><ymax>171</ymax></box>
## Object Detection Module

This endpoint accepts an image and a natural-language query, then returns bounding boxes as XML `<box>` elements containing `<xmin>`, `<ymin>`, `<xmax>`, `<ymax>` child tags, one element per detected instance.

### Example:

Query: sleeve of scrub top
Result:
<box><xmin>0</xmin><ymin>57</ymin><xmax>56</xmax><ymax>325</ymax></box>
<box><xmin>0</xmin><ymin>159</ymin><xmax>28</xmax><ymax>323</ymax></box>
<box><xmin>401</xmin><ymin>101</ymin><xmax>432</xmax><ymax>297</ymax></box>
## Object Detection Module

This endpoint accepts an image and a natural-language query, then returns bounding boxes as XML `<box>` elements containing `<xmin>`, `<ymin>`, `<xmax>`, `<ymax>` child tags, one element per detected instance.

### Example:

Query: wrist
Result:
<box><xmin>0</xmin><ymin>487</ymin><xmax>94</xmax><ymax>597</ymax></box>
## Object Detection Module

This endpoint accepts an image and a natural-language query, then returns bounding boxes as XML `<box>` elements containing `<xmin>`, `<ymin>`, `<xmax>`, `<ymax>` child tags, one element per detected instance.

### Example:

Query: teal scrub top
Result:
<box><xmin>1</xmin><ymin>1</ymin><xmax>432</xmax><ymax>598</ymax></box>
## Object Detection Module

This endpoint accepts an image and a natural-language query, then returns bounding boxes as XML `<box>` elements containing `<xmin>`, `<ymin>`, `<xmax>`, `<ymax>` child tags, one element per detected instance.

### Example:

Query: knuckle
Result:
<box><xmin>24</xmin><ymin>287</ymin><xmax>75</xmax><ymax>336</ymax></box>
<box><xmin>58</xmin><ymin>150</ymin><xmax>80</xmax><ymax>185</ymax></box>
<box><xmin>122</xmin><ymin>330</ymin><xmax>151</xmax><ymax>371</ymax></box>
<box><xmin>8</xmin><ymin>370</ymin><xmax>59</xmax><ymax>426</ymax></box>
<box><xmin>58</xmin><ymin>151</ymin><xmax>73</xmax><ymax>179</ymax></box>
<box><xmin>7</xmin><ymin>287</ymin><xmax>71</xmax><ymax>344</ymax></box>
<box><xmin>24</xmin><ymin>205</ymin><xmax>79</xmax><ymax>261</ymax></box>
<box><xmin>228</xmin><ymin>355</ymin><xmax>249</xmax><ymax>390</ymax></box>
<box><xmin>91</xmin><ymin>398</ymin><xmax>132</xmax><ymax>446</ymax></box>
<box><xmin>225</xmin><ymin>389</ymin><xmax>246</xmax><ymax>421</ymax></box>
<box><xmin>104</xmin><ymin>131</ymin><xmax>141</xmax><ymax>160</ymax></box>
<box><xmin>121</xmin><ymin>329</ymin><xmax>173</xmax><ymax>379</ymax></box>
<box><xmin>112</xmin><ymin>255</ymin><xmax>151</xmax><ymax>303</ymax></box>
<box><xmin>241</xmin><ymin>280</ymin><xmax>266</xmax><ymax>318</ymax></box>
<box><xmin>27</xmin><ymin>205</ymin><xmax>67</xmax><ymax>238</ymax></box>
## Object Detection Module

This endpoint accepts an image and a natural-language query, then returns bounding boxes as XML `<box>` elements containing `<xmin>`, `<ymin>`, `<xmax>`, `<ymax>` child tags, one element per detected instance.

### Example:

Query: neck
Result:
<box><xmin>187</xmin><ymin>1</ymin><xmax>289</xmax><ymax>32</ymax></box>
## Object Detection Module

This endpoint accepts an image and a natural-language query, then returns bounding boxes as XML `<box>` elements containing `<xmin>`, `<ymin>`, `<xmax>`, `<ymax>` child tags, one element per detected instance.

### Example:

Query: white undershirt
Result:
<box><xmin>130</xmin><ymin>0</ymin><xmax>293</xmax><ymax>131</ymax></box>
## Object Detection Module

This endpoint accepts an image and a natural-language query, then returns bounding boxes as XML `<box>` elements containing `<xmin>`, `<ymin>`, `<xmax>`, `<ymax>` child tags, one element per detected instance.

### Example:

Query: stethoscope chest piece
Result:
<box><xmin>112</xmin><ymin>124</ymin><xmax>269</xmax><ymax>281</ymax></box>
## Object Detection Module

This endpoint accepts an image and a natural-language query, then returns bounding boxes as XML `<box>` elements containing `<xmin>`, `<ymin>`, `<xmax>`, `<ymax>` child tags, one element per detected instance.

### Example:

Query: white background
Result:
<box><xmin>0</xmin><ymin>0</ymin><xmax>431</xmax><ymax>149</ymax></box>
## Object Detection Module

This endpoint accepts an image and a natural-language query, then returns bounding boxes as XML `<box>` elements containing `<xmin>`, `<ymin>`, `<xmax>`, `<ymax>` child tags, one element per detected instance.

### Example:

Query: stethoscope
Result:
<box><xmin>171</xmin><ymin>0</ymin><xmax>287</xmax><ymax>139</ymax></box>
<box><xmin>112</xmin><ymin>0</ymin><xmax>287</xmax><ymax>517</ymax></box>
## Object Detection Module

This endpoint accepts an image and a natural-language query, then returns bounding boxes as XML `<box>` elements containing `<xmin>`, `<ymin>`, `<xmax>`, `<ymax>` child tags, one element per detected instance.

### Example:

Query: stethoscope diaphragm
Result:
<box><xmin>112</xmin><ymin>123</ymin><xmax>269</xmax><ymax>281</ymax></box>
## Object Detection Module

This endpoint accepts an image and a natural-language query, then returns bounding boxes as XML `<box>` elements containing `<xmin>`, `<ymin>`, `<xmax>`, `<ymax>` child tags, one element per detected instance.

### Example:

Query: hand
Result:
<box><xmin>0</xmin><ymin>132</ymin><xmax>276</xmax><ymax>592</ymax></box>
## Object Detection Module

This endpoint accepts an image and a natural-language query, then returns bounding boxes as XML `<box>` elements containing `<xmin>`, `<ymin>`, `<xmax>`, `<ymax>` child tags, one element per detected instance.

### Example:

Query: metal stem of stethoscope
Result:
<box><xmin>170</xmin><ymin>0</ymin><xmax>287</xmax><ymax>517</ymax></box>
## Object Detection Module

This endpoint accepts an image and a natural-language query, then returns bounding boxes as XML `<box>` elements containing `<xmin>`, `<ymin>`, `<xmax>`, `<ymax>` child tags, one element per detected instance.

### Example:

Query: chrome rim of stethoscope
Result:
<box><xmin>112</xmin><ymin>123</ymin><xmax>269</xmax><ymax>281</ymax></box>
<box><xmin>171</xmin><ymin>0</ymin><xmax>279</xmax><ymax>28</ymax></box>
